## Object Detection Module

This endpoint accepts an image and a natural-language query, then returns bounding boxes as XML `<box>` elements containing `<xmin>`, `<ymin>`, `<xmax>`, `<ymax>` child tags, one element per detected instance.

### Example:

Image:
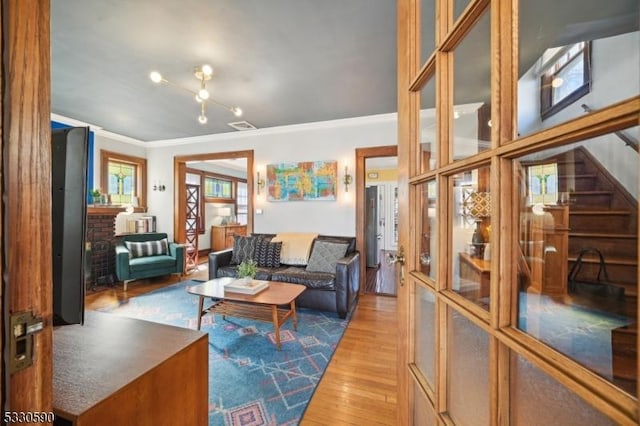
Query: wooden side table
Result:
<box><xmin>211</xmin><ymin>225</ymin><xmax>247</xmax><ymax>251</ymax></box>
<box><xmin>458</xmin><ymin>252</ymin><xmax>491</xmax><ymax>299</ymax></box>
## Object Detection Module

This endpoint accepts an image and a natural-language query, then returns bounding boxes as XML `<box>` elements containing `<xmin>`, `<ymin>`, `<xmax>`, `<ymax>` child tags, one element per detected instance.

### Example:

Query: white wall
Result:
<box><xmin>146</xmin><ymin>114</ymin><xmax>398</xmax><ymax>241</ymax></box>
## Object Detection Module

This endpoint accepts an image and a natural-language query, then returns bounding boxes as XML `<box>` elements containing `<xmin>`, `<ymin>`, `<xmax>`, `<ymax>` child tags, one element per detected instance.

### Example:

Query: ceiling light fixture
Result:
<box><xmin>149</xmin><ymin>64</ymin><xmax>242</xmax><ymax>125</ymax></box>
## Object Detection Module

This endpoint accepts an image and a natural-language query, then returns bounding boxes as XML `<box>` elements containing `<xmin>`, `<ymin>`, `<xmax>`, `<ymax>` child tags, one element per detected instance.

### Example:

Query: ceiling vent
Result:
<box><xmin>228</xmin><ymin>121</ymin><xmax>257</xmax><ymax>131</ymax></box>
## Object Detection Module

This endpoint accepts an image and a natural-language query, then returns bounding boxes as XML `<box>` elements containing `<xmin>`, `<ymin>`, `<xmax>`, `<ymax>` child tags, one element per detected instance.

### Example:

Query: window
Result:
<box><xmin>100</xmin><ymin>150</ymin><xmax>146</xmax><ymax>207</ymax></box>
<box><xmin>540</xmin><ymin>42</ymin><xmax>591</xmax><ymax>119</ymax></box>
<box><xmin>236</xmin><ymin>182</ymin><xmax>248</xmax><ymax>225</ymax></box>
<box><xmin>204</xmin><ymin>176</ymin><xmax>233</xmax><ymax>200</ymax></box>
<box><xmin>527</xmin><ymin>162</ymin><xmax>558</xmax><ymax>205</ymax></box>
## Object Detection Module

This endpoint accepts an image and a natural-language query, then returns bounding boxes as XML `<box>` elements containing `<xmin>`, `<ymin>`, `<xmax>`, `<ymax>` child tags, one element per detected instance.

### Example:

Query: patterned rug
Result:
<box><xmin>98</xmin><ymin>280</ymin><xmax>349</xmax><ymax>425</ymax></box>
<box><xmin>518</xmin><ymin>292</ymin><xmax>631</xmax><ymax>381</ymax></box>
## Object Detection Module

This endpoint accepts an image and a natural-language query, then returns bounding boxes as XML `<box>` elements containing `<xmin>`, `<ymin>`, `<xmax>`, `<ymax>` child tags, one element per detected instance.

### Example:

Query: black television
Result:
<box><xmin>51</xmin><ymin>127</ymin><xmax>89</xmax><ymax>326</ymax></box>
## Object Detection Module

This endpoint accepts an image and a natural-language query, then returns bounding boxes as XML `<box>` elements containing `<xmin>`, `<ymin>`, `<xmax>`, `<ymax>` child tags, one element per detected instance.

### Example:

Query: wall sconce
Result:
<box><xmin>256</xmin><ymin>171</ymin><xmax>266</xmax><ymax>195</ymax></box>
<box><xmin>343</xmin><ymin>166</ymin><xmax>353</xmax><ymax>192</ymax></box>
<box><xmin>153</xmin><ymin>181</ymin><xmax>166</xmax><ymax>192</ymax></box>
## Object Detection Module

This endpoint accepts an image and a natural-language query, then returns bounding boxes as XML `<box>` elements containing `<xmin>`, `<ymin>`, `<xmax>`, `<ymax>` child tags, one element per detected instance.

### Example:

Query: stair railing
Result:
<box><xmin>582</xmin><ymin>104</ymin><xmax>639</xmax><ymax>152</ymax></box>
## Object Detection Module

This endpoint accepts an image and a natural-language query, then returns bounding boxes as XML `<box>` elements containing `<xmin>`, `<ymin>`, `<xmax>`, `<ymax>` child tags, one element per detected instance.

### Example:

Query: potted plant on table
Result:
<box><xmin>91</xmin><ymin>189</ymin><xmax>102</xmax><ymax>205</ymax></box>
<box><xmin>237</xmin><ymin>259</ymin><xmax>257</xmax><ymax>284</ymax></box>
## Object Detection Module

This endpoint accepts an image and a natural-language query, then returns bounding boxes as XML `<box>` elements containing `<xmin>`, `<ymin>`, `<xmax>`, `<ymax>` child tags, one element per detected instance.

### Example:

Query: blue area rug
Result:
<box><xmin>98</xmin><ymin>280</ymin><xmax>349</xmax><ymax>425</ymax></box>
<box><xmin>518</xmin><ymin>292</ymin><xmax>631</xmax><ymax>381</ymax></box>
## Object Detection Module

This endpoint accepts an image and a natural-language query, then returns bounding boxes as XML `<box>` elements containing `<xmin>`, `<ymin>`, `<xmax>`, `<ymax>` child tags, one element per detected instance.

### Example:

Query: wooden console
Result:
<box><xmin>53</xmin><ymin>311</ymin><xmax>208</xmax><ymax>425</ymax></box>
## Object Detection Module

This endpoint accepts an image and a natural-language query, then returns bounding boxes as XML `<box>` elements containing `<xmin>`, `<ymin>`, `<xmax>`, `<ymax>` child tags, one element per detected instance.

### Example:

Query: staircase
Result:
<box><xmin>556</xmin><ymin>147</ymin><xmax>638</xmax><ymax>316</ymax></box>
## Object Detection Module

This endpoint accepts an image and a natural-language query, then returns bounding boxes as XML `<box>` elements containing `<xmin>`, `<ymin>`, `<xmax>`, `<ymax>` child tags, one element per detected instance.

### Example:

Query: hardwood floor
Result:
<box><xmin>365</xmin><ymin>249</ymin><xmax>397</xmax><ymax>296</ymax></box>
<box><xmin>301</xmin><ymin>294</ymin><xmax>398</xmax><ymax>425</ymax></box>
<box><xmin>85</xmin><ymin>263</ymin><xmax>399</xmax><ymax>425</ymax></box>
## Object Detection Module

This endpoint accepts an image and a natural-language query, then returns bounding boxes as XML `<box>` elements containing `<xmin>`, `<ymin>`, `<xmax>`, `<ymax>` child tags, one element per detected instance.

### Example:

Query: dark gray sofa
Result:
<box><xmin>208</xmin><ymin>234</ymin><xmax>360</xmax><ymax>318</ymax></box>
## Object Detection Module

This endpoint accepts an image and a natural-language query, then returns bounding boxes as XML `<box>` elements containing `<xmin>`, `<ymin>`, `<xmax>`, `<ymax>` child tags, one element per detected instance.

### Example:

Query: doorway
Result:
<box><xmin>356</xmin><ymin>145</ymin><xmax>398</xmax><ymax>296</ymax></box>
<box><xmin>174</xmin><ymin>151</ymin><xmax>254</xmax><ymax>258</ymax></box>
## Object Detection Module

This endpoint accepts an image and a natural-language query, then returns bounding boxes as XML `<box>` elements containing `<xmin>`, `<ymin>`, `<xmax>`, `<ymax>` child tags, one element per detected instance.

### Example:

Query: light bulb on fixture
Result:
<box><xmin>198</xmin><ymin>102</ymin><xmax>207</xmax><ymax>124</ymax></box>
<box><xmin>149</xmin><ymin>71</ymin><xmax>163</xmax><ymax>83</ymax></box>
<box><xmin>148</xmin><ymin>64</ymin><xmax>243</xmax><ymax>125</ymax></box>
<box><xmin>198</xmin><ymin>87</ymin><xmax>210</xmax><ymax>100</ymax></box>
<box><xmin>201</xmin><ymin>64</ymin><xmax>213</xmax><ymax>76</ymax></box>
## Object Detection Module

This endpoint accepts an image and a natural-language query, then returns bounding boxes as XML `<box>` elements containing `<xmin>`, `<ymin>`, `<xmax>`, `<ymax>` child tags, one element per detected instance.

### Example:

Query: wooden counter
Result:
<box><xmin>53</xmin><ymin>311</ymin><xmax>208</xmax><ymax>425</ymax></box>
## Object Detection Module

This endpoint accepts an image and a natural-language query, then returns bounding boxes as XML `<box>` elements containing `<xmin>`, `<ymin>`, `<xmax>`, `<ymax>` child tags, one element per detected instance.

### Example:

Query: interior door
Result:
<box><xmin>365</xmin><ymin>186</ymin><xmax>379</xmax><ymax>267</ymax></box>
<box><xmin>3</xmin><ymin>0</ymin><xmax>53</xmax><ymax>414</ymax></box>
<box><xmin>185</xmin><ymin>184</ymin><xmax>200</xmax><ymax>271</ymax></box>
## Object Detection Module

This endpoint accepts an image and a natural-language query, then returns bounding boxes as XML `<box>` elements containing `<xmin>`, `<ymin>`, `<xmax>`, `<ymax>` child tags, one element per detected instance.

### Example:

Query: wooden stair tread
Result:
<box><xmin>613</xmin><ymin>282</ymin><xmax>638</xmax><ymax>296</ymax></box>
<box><xmin>569</xmin><ymin>210</ymin><xmax>631</xmax><ymax>216</ymax></box>
<box><xmin>571</xmin><ymin>190</ymin><xmax>613</xmax><ymax>195</ymax></box>
<box><xmin>569</xmin><ymin>232</ymin><xmax>637</xmax><ymax>239</ymax></box>
<box><xmin>568</xmin><ymin>255</ymin><xmax>637</xmax><ymax>266</ymax></box>
<box><xmin>558</xmin><ymin>173</ymin><xmax>597</xmax><ymax>178</ymax></box>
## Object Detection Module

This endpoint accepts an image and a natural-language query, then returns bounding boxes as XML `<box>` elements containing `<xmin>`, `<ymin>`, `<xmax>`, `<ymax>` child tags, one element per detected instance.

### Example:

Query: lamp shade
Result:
<box><xmin>217</xmin><ymin>207</ymin><xmax>232</xmax><ymax>217</ymax></box>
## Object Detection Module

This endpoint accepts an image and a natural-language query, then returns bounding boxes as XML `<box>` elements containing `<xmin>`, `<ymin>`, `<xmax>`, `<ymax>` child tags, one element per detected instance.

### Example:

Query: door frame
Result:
<box><xmin>174</xmin><ymin>150</ymin><xmax>254</xmax><ymax>245</ymax></box>
<box><xmin>2</xmin><ymin>0</ymin><xmax>53</xmax><ymax>412</ymax></box>
<box><xmin>355</xmin><ymin>145</ymin><xmax>398</xmax><ymax>296</ymax></box>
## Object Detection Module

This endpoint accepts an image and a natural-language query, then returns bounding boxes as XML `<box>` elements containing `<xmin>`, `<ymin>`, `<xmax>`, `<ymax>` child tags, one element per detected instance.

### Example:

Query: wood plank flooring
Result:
<box><xmin>85</xmin><ymin>264</ymin><xmax>398</xmax><ymax>425</ymax></box>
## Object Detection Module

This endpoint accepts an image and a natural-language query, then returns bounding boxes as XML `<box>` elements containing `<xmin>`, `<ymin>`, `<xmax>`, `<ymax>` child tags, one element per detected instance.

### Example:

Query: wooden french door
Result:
<box><xmin>398</xmin><ymin>0</ymin><xmax>639</xmax><ymax>424</ymax></box>
<box><xmin>185</xmin><ymin>184</ymin><xmax>200</xmax><ymax>271</ymax></box>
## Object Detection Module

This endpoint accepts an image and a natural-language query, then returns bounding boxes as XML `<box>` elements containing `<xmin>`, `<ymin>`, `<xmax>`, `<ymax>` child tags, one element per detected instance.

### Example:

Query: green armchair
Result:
<box><xmin>115</xmin><ymin>233</ymin><xmax>185</xmax><ymax>290</ymax></box>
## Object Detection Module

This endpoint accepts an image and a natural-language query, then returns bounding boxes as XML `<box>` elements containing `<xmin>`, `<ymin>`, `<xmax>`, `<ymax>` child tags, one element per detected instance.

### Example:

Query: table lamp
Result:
<box><xmin>218</xmin><ymin>207</ymin><xmax>232</xmax><ymax>225</ymax></box>
<box><xmin>466</xmin><ymin>191</ymin><xmax>491</xmax><ymax>258</ymax></box>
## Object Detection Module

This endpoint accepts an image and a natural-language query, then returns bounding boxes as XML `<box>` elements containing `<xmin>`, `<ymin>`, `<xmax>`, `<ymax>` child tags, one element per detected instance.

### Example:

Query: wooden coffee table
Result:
<box><xmin>186</xmin><ymin>277</ymin><xmax>306</xmax><ymax>350</ymax></box>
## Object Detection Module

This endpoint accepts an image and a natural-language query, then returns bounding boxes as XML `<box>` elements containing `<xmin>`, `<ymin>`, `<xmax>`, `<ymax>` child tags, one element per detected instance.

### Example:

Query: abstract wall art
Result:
<box><xmin>266</xmin><ymin>160</ymin><xmax>338</xmax><ymax>201</ymax></box>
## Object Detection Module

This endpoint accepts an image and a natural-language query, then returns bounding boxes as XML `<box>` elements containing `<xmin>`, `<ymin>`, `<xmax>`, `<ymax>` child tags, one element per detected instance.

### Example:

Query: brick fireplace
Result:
<box><xmin>86</xmin><ymin>206</ymin><xmax>125</xmax><ymax>288</ymax></box>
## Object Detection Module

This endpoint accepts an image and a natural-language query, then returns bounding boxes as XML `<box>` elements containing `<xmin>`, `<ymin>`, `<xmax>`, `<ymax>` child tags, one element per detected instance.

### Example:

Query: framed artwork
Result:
<box><xmin>266</xmin><ymin>160</ymin><xmax>337</xmax><ymax>201</ymax></box>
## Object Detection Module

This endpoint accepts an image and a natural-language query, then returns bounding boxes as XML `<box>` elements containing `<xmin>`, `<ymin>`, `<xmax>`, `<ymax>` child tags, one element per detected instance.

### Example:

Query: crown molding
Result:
<box><xmin>50</xmin><ymin>111</ymin><xmax>398</xmax><ymax>149</ymax></box>
<box><xmin>50</xmin><ymin>113</ymin><xmax>147</xmax><ymax>147</ymax></box>
<box><xmin>147</xmin><ymin>111</ymin><xmax>399</xmax><ymax>148</ymax></box>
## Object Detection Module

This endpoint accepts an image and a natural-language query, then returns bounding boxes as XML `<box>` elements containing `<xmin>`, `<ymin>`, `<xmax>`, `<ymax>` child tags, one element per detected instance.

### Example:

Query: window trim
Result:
<box><xmin>539</xmin><ymin>41</ymin><xmax>592</xmax><ymax>120</ymax></box>
<box><xmin>100</xmin><ymin>150</ymin><xmax>147</xmax><ymax>208</ymax></box>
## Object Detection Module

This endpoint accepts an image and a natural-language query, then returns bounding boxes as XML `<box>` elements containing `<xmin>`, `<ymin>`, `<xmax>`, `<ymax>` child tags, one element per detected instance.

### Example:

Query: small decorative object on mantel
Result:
<box><xmin>90</xmin><ymin>189</ymin><xmax>102</xmax><ymax>205</ymax></box>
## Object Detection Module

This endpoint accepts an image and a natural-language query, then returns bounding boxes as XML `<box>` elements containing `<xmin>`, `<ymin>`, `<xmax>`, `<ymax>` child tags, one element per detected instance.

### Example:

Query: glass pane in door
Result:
<box><xmin>453</xmin><ymin>0</ymin><xmax>472</xmax><ymax>22</ymax></box>
<box><xmin>414</xmin><ymin>380</ymin><xmax>437</xmax><ymax>424</ymax></box>
<box><xmin>447</xmin><ymin>307</ymin><xmax>490</xmax><ymax>425</ymax></box>
<box><xmin>418</xmin><ymin>180</ymin><xmax>437</xmax><ymax>278</ymax></box>
<box><xmin>451</xmin><ymin>165</ymin><xmax>492</xmax><ymax>310</ymax></box>
<box><xmin>415</xmin><ymin>285</ymin><xmax>436</xmax><ymax>389</ymax></box>
<box><xmin>511</xmin><ymin>353</ymin><xmax>617</xmax><ymax>425</ymax></box>
<box><xmin>420</xmin><ymin>77</ymin><xmax>437</xmax><ymax>173</ymax></box>
<box><xmin>515</xmin><ymin>127</ymin><xmax>638</xmax><ymax>394</ymax></box>
<box><xmin>517</xmin><ymin>0</ymin><xmax>639</xmax><ymax>137</ymax></box>
<box><xmin>420</xmin><ymin>0</ymin><xmax>436</xmax><ymax>64</ymax></box>
<box><xmin>452</xmin><ymin>11</ymin><xmax>491</xmax><ymax>161</ymax></box>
